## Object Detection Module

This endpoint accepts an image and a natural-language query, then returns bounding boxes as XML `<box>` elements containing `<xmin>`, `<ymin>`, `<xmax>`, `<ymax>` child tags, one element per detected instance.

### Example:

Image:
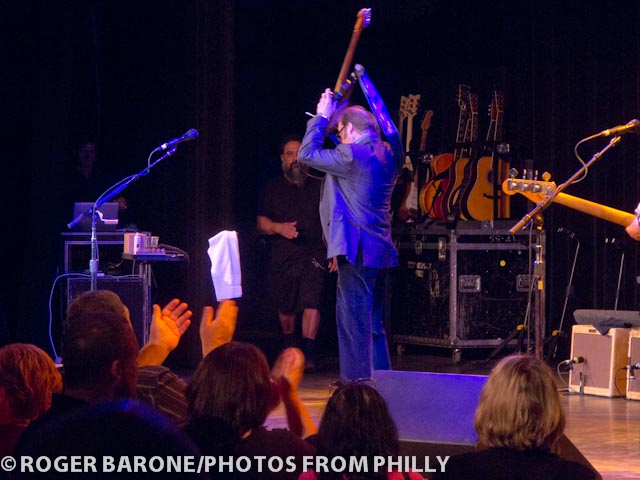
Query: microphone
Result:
<box><xmin>561</xmin><ymin>356</ymin><xmax>585</xmax><ymax>365</ymax></box>
<box><xmin>557</xmin><ymin>227</ymin><xmax>576</xmax><ymax>240</ymax></box>
<box><xmin>597</xmin><ymin>119</ymin><xmax>640</xmax><ymax>137</ymax></box>
<box><xmin>159</xmin><ymin>129</ymin><xmax>199</xmax><ymax>150</ymax></box>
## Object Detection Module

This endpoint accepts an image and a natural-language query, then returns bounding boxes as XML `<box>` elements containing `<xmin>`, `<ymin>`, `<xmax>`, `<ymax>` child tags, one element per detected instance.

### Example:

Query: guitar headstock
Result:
<box><xmin>399</xmin><ymin>96</ymin><xmax>408</xmax><ymax>121</ymax></box>
<box><xmin>457</xmin><ymin>85</ymin><xmax>471</xmax><ymax>111</ymax></box>
<box><xmin>502</xmin><ymin>178</ymin><xmax>557</xmax><ymax>203</ymax></box>
<box><xmin>399</xmin><ymin>94</ymin><xmax>420</xmax><ymax>120</ymax></box>
<box><xmin>421</xmin><ymin>110</ymin><xmax>434</xmax><ymax>131</ymax></box>
<box><xmin>355</xmin><ymin>8</ymin><xmax>372</xmax><ymax>31</ymax></box>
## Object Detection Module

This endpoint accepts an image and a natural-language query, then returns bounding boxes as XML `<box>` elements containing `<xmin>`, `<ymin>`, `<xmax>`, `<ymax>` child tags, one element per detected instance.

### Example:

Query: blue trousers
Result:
<box><xmin>336</xmin><ymin>254</ymin><xmax>392</xmax><ymax>381</ymax></box>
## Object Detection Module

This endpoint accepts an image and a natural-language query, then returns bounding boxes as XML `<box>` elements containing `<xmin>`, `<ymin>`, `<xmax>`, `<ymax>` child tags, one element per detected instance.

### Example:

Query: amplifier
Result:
<box><xmin>569</xmin><ymin>325</ymin><xmax>630</xmax><ymax>397</ymax></box>
<box><xmin>627</xmin><ymin>329</ymin><xmax>640</xmax><ymax>400</ymax></box>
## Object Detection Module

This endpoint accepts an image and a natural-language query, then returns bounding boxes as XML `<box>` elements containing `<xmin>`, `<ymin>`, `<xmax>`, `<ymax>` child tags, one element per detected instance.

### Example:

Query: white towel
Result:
<box><xmin>207</xmin><ymin>230</ymin><xmax>242</xmax><ymax>300</ymax></box>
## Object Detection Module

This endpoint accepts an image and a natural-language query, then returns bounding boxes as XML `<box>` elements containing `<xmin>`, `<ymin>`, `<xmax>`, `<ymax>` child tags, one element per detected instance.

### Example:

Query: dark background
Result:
<box><xmin>2</xmin><ymin>0</ymin><xmax>640</xmax><ymax>366</ymax></box>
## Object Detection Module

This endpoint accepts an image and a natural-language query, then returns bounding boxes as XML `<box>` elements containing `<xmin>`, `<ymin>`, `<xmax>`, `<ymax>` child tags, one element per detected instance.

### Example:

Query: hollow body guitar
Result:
<box><xmin>421</xmin><ymin>85</ymin><xmax>471</xmax><ymax>219</ymax></box>
<box><xmin>415</xmin><ymin>110</ymin><xmax>434</xmax><ymax>215</ymax></box>
<box><xmin>462</xmin><ymin>90</ymin><xmax>509</xmax><ymax>220</ymax></box>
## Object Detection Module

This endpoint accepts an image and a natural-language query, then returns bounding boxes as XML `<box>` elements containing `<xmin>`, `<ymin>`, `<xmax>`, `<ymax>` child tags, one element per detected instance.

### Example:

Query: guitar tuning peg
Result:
<box><xmin>534</xmin><ymin>170</ymin><xmax>539</xmax><ymax>180</ymax></box>
<box><xmin>541</xmin><ymin>171</ymin><xmax>552</xmax><ymax>181</ymax></box>
<box><xmin>509</xmin><ymin>168</ymin><xmax>518</xmax><ymax>178</ymax></box>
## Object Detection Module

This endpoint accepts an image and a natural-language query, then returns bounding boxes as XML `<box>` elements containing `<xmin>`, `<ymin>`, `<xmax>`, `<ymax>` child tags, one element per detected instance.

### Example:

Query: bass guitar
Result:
<box><xmin>501</xmin><ymin>177</ymin><xmax>634</xmax><ymax>227</ymax></box>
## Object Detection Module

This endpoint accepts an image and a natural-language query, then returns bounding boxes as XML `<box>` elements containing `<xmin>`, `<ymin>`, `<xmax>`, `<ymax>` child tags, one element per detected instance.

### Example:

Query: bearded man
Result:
<box><xmin>257</xmin><ymin>135</ymin><xmax>335</xmax><ymax>371</ymax></box>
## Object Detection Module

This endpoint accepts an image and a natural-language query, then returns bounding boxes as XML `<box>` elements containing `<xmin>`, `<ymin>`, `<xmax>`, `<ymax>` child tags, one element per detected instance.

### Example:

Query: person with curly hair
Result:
<box><xmin>0</xmin><ymin>343</ymin><xmax>62</xmax><ymax>455</ymax></box>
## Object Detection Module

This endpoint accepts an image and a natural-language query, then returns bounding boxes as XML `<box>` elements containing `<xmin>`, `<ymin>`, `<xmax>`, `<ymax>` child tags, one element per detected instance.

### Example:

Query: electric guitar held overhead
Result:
<box><xmin>333</xmin><ymin>8</ymin><xmax>372</xmax><ymax>105</ymax></box>
<box><xmin>501</xmin><ymin>177</ymin><xmax>635</xmax><ymax>227</ymax></box>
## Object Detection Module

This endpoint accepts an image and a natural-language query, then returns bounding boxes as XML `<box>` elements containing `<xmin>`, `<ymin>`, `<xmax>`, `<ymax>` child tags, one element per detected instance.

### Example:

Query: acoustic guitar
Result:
<box><xmin>445</xmin><ymin>91</ymin><xmax>479</xmax><ymax>221</ymax></box>
<box><xmin>420</xmin><ymin>85</ymin><xmax>471</xmax><ymax>219</ymax></box>
<box><xmin>501</xmin><ymin>177</ymin><xmax>634</xmax><ymax>227</ymax></box>
<box><xmin>463</xmin><ymin>90</ymin><xmax>508</xmax><ymax>220</ymax></box>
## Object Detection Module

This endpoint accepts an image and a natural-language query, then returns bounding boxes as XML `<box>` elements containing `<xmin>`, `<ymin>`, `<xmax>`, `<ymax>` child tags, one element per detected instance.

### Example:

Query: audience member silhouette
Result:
<box><xmin>0</xmin><ymin>343</ymin><xmax>62</xmax><ymax>456</ymax></box>
<box><xmin>300</xmin><ymin>381</ymin><xmax>423</xmax><ymax>480</ymax></box>
<box><xmin>184</xmin><ymin>342</ymin><xmax>316</xmax><ymax>479</ymax></box>
<box><xmin>15</xmin><ymin>399</ymin><xmax>208</xmax><ymax>479</ymax></box>
<box><xmin>64</xmin><ymin>289</ymin><xmax>237</xmax><ymax>422</ymax></box>
<box><xmin>431</xmin><ymin>354</ymin><xmax>597</xmax><ymax>480</ymax></box>
<box><xmin>17</xmin><ymin>310</ymin><xmax>138</xmax><ymax>453</ymax></box>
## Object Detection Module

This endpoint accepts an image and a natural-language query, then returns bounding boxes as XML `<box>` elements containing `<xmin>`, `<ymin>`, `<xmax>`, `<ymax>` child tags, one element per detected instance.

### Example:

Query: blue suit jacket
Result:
<box><xmin>298</xmin><ymin>115</ymin><xmax>401</xmax><ymax>269</ymax></box>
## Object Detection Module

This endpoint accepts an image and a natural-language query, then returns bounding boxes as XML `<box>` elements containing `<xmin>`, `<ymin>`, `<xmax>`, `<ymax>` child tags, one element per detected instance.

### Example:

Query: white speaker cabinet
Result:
<box><xmin>626</xmin><ymin>329</ymin><xmax>640</xmax><ymax>400</ymax></box>
<box><xmin>569</xmin><ymin>325</ymin><xmax>630</xmax><ymax>397</ymax></box>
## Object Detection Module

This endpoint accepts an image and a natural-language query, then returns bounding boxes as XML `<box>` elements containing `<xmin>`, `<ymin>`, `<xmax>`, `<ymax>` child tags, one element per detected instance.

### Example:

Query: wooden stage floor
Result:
<box><xmin>263</xmin><ymin>350</ymin><xmax>640</xmax><ymax>480</ymax></box>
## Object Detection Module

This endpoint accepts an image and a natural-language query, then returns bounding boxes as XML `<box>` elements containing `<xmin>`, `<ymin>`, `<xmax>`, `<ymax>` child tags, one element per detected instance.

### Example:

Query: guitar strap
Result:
<box><xmin>355</xmin><ymin>64</ymin><xmax>403</xmax><ymax>164</ymax></box>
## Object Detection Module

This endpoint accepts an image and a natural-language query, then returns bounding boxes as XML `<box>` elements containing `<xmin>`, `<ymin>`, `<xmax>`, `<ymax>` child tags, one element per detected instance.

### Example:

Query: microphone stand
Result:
<box><xmin>545</xmin><ymin>234</ymin><xmax>580</xmax><ymax>362</ymax></box>
<box><xmin>67</xmin><ymin>147</ymin><xmax>178</xmax><ymax>291</ymax></box>
<box><xmin>509</xmin><ymin>134</ymin><xmax>623</xmax><ymax>359</ymax></box>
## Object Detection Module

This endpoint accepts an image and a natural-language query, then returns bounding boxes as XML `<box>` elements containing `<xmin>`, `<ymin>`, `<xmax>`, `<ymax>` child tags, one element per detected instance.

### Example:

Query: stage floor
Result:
<box><xmin>263</xmin><ymin>350</ymin><xmax>640</xmax><ymax>480</ymax></box>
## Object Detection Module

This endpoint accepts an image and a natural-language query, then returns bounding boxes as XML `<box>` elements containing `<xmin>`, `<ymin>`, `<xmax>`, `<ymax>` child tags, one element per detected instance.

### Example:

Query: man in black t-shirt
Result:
<box><xmin>257</xmin><ymin>135</ymin><xmax>335</xmax><ymax>370</ymax></box>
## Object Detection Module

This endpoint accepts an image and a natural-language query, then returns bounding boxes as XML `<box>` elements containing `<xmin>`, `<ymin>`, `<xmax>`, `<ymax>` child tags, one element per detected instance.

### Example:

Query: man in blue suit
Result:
<box><xmin>298</xmin><ymin>88</ymin><xmax>402</xmax><ymax>381</ymax></box>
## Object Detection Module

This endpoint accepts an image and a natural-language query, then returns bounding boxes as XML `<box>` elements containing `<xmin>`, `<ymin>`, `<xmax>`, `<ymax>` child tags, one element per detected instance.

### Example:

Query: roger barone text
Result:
<box><xmin>2</xmin><ymin>455</ymin><xmax>450</xmax><ymax>475</ymax></box>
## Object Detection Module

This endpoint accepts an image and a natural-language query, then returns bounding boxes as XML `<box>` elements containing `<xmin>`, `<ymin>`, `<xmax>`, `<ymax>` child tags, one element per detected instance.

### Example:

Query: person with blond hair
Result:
<box><xmin>0</xmin><ymin>343</ymin><xmax>62</xmax><ymax>455</ymax></box>
<box><xmin>432</xmin><ymin>354</ymin><xmax>596</xmax><ymax>479</ymax></box>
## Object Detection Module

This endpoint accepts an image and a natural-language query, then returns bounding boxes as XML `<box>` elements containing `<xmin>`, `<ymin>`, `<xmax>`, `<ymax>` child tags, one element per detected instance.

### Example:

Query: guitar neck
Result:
<box><xmin>553</xmin><ymin>193</ymin><xmax>634</xmax><ymax>227</ymax></box>
<box><xmin>405</xmin><ymin>115</ymin><xmax>414</xmax><ymax>153</ymax></box>
<box><xmin>334</xmin><ymin>9</ymin><xmax>371</xmax><ymax>95</ymax></box>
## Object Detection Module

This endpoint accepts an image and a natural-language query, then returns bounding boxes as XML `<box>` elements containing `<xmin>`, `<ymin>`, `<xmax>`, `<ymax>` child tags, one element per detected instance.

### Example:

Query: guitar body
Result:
<box><xmin>392</xmin><ymin>169</ymin><xmax>412</xmax><ymax>222</ymax></box>
<box><xmin>421</xmin><ymin>152</ymin><xmax>453</xmax><ymax>219</ymax></box>
<box><xmin>434</xmin><ymin>86</ymin><xmax>472</xmax><ymax>221</ymax></box>
<box><xmin>444</xmin><ymin>155</ymin><xmax>471</xmax><ymax>220</ymax></box>
<box><xmin>462</xmin><ymin>154</ymin><xmax>495</xmax><ymax>220</ymax></box>
<box><xmin>462</xmin><ymin>90</ymin><xmax>508</xmax><ymax>220</ymax></box>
